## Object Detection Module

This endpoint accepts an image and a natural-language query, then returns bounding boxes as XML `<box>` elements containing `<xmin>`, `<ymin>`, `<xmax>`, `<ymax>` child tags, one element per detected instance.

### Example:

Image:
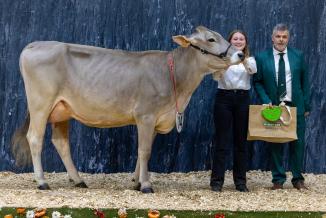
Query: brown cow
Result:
<box><xmin>12</xmin><ymin>26</ymin><xmax>244</xmax><ymax>193</ymax></box>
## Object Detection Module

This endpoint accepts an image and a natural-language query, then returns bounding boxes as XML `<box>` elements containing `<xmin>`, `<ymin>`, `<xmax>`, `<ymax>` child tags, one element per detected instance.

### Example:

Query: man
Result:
<box><xmin>253</xmin><ymin>23</ymin><xmax>310</xmax><ymax>190</ymax></box>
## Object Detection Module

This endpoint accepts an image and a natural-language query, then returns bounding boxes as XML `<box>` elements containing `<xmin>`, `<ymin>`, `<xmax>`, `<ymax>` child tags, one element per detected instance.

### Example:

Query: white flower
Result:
<box><xmin>63</xmin><ymin>215</ymin><xmax>72</xmax><ymax>218</ymax></box>
<box><xmin>26</xmin><ymin>210</ymin><xmax>35</xmax><ymax>218</ymax></box>
<box><xmin>162</xmin><ymin>216</ymin><xmax>176</xmax><ymax>218</ymax></box>
<box><xmin>52</xmin><ymin>211</ymin><xmax>62</xmax><ymax>218</ymax></box>
<box><xmin>118</xmin><ymin>207</ymin><xmax>127</xmax><ymax>216</ymax></box>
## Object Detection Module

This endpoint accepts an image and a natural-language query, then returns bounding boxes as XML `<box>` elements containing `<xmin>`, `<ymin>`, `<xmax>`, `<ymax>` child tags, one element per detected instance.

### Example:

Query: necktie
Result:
<box><xmin>277</xmin><ymin>53</ymin><xmax>286</xmax><ymax>101</ymax></box>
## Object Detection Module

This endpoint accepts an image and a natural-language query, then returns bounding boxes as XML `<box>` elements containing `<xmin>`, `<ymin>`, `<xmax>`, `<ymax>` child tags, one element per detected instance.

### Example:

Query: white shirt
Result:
<box><xmin>273</xmin><ymin>47</ymin><xmax>292</xmax><ymax>102</ymax></box>
<box><xmin>217</xmin><ymin>57</ymin><xmax>257</xmax><ymax>90</ymax></box>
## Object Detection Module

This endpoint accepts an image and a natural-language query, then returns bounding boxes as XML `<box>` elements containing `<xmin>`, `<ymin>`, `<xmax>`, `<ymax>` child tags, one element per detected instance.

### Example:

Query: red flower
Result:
<box><xmin>93</xmin><ymin>209</ymin><xmax>105</xmax><ymax>218</ymax></box>
<box><xmin>214</xmin><ymin>213</ymin><xmax>225</xmax><ymax>218</ymax></box>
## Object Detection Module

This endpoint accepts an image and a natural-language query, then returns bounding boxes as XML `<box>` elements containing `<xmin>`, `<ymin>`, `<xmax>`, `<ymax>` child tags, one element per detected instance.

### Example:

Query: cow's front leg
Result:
<box><xmin>136</xmin><ymin>116</ymin><xmax>156</xmax><ymax>193</ymax></box>
<box><xmin>133</xmin><ymin>132</ymin><xmax>156</xmax><ymax>191</ymax></box>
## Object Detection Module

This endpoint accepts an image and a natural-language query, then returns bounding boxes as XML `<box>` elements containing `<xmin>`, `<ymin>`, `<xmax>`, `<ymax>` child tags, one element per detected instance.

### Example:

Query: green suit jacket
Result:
<box><xmin>253</xmin><ymin>47</ymin><xmax>311</xmax><ymax>116</ymax></box>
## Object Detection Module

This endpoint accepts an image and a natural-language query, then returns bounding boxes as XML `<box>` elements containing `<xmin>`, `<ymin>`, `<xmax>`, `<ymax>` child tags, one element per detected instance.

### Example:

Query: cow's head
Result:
<box><xmin>172</xmin><ymin>26</ymin><xmax>244</xmax><ymax>78</ymax></box>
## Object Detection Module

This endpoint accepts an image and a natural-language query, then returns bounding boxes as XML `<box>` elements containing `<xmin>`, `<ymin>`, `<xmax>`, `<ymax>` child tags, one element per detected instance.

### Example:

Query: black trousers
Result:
<box><xmin>210</xmin><ymin>89</ymin><xmax>250</xmax><ymax>187</ymax></box>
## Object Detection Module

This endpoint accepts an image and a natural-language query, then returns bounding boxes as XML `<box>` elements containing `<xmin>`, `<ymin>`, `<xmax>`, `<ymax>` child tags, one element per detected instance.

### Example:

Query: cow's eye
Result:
<box><xmin>208</xmin><ymin>38</ymin><xmax>216</xmax><ymax>42</ymax></box>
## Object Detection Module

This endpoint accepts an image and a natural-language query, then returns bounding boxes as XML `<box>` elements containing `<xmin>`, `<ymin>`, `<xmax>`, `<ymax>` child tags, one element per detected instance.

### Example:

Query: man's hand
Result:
<box><xmin>263</xmin><ymin>102</ymin><xmax>273</xmax><ymax>108</ymax></box>
<box><xmin>304</xmin><ymin>111</ymin><xmax>310</xmax><ymax>117</ymax></box>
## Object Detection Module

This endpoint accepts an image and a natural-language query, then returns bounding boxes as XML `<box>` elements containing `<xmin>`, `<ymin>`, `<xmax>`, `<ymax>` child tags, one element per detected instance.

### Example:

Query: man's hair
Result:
<box><xmin>273</xmin><ymin>23</ymin><xmax>289</xmax><ymax>35</ymax></box>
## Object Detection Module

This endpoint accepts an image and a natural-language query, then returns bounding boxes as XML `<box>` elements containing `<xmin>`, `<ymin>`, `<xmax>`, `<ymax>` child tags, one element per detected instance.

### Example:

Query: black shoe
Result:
<box><xmin>236</xmin><ymin>184</ymin><xmax>249</xmax><ymax>192</ymax></box>
<box><xmin>271</xmin><ymin>183</ymin><xmax>283</xmax><ymax>190</ymax></box>
<box><xmin>211</xmin><ymin>184</ymin><xmax>222</xmax><ymax>192</ymax></box>
<box><xmin>293</xmin><ymin>181</ymin><xmax>308</xmax><ymax>190</ymax></box>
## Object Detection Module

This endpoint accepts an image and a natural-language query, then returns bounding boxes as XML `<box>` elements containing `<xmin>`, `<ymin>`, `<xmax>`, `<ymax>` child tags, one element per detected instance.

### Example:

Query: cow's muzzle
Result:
<box><xmin>230</xmin><ymin>51</ymin><xmax>244</xmax><ymax>64</ymax></box>
<box><xmin>237</xmin><ymin>52</ymin><xmax>245</xmax><ymax>61</ymax></box>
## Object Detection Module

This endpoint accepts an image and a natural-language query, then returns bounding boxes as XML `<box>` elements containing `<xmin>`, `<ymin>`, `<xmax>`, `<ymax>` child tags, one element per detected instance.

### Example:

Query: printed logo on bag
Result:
<box><xmin>261</xmin><ymin>106</ymin><xmax>282</xmax><ymax>122</ymax></box>
<box><xmin>263</xmin><ymin>121</ymin><xmax>282</xmax><ymax>127</ymax></box>
<box><xmin>261</xmin><ymin>106</ymin><xmax>285</xmax><ymax>128</ymax></box>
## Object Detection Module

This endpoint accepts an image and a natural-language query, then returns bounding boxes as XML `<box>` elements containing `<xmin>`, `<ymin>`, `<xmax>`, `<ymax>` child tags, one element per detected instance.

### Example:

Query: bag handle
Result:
<box><xmin>279</xmin><ymin>102</ymin><xmax>292</xmax><ymax>126</ymax></box>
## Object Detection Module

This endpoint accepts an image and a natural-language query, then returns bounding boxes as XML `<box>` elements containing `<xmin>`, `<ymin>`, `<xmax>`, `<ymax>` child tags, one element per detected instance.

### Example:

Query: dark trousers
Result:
<box><xmin>270</xmin><ymin>115</ymin><xmax>306</xmax><ymax>185</ymax></box>
<box><xmin>210</xmin><ymin>89</ymin><xmax>249</xmax><ymax>187</ymax></box>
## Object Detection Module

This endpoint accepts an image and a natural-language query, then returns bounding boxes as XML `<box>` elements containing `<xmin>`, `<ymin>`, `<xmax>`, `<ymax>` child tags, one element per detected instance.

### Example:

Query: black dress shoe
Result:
<box><xmin>271</xmin><ymin>183</ymin><xmax>283</xmax><ymax>190</ymax></box>
<box><xmin>236</xmin><ymin>184</ymin><xmax>249</xmax><ymax>192</ymax></box>
<box><xmin>211</xmin><ymin>184</ymin><xmax>222</xmax><ymax>192</ymax></box>
<box><xmin>293</xmin><ymin>181</ymin><xmax>308</xmax><ymax>190</ymax></box>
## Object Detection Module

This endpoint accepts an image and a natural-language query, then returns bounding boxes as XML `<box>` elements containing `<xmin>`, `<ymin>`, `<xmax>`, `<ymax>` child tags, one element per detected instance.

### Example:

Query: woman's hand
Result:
<box><xmin>243</xmin><ymin>57</ymin><xmax>257</xmax><ymax>74</ymax></box>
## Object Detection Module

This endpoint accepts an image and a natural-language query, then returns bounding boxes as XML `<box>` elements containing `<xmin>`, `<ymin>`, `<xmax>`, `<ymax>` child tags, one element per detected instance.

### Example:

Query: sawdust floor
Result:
<box><xmin>0</xmin><ymin>170</ymin><xmax>325</xmax><ymax>211</ymax></box>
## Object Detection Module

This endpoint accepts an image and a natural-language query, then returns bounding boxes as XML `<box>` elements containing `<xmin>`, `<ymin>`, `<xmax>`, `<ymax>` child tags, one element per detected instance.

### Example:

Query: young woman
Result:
<box><xmin>210</xmin><ymin>30</ymin><xmax>257</xmax><ymax>192</ymax></box>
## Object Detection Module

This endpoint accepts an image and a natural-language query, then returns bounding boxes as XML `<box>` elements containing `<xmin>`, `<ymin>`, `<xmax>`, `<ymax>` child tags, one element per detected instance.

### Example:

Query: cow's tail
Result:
<box><xmin>11</xmin><ymin>111</ymin><xmax>32</xmax><ymax>167</ymax></box>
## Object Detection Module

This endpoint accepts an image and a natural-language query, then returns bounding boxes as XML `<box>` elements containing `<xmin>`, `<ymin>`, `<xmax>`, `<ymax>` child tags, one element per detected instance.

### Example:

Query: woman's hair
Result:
<box><xmin>227</xmin><ymin>30</ymin><xmax>250</xmax><ymax>57</ymax></box>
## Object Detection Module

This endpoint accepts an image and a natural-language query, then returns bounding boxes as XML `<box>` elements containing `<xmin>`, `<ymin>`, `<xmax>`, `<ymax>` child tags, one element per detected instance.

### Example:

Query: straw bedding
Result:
<box><xmin>0</xmin><ymin>170</ymin><xmax>325</xmax><ymax>211</ymax></box>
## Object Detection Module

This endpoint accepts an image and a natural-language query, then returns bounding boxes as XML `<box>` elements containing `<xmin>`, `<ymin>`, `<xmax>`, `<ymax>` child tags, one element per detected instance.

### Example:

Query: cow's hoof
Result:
<box><xmin>133</xmin><ymin>183</ymin><xmax>141</xmax><ymax>191</ymax></box>
<box><xmin>38</xmin><ymin>183</ymin><xmax>51</xmax><ymax>190</ymax></box>
<box><xmin>141</xmin><ymin>187</ymin><xmax>154</xmax><ymax>193</ymax></box>
<box><xmin>75</xmin><ymin>182</ymin><xmax>88</xmax><ymax>188</ymax></box>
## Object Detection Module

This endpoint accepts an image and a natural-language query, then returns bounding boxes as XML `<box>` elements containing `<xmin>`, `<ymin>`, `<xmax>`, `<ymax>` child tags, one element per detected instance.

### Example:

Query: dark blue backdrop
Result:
<box><xmin>1</xmin><ymin>0</ymin><xmax>325</xmax><ymax>174</ymax></box>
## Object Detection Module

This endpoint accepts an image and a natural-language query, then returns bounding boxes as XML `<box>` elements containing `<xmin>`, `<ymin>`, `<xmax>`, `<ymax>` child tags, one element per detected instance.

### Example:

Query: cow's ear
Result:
<box><xmin>172</xmin><ymin>35</ymin><xmax>191</xmax><ymax>47</ymax></box>
<box><xmin>196</xmin><ymin>26</ymin><xmax>208</xmax><ymax>33</ymax></box>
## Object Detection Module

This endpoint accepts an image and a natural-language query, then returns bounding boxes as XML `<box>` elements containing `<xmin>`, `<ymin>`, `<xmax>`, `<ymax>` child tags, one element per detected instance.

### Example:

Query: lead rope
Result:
<box><xmin>167</xmin><ymin>53</ymin><xmax>184</xmax><ymax>133</ymax></box>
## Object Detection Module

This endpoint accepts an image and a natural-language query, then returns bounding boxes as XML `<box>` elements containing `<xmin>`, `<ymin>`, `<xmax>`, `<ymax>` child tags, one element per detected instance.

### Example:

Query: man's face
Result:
<box><xmin>272</xmin><ymin>30</ymin><xmax>289</xmax><ymax>52</ymax></box>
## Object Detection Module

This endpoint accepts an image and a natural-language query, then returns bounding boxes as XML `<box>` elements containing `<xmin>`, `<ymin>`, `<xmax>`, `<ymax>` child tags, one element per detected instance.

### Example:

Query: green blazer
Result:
<box><xmin>253</xmin><ymin>47</ymin><xmax>311</xmax><ymax>116</ymax></box>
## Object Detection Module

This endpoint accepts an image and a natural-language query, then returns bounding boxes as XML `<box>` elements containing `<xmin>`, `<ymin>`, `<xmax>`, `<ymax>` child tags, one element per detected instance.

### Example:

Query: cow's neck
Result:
<box><xmin>170</xmin><ymin>47</ymin><xmax>209</xmax><ymax>112</ymax></box>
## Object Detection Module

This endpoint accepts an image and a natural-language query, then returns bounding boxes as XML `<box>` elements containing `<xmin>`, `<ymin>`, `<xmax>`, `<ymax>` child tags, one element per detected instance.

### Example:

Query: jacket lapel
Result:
<box><xmin>287</xmin><ymin>48</ymin><xmax>295</xmax><ymax>82</ymax></box>
<box><xmin>287</xmin><ymin>48</ymin><xmax>296</xmax><ymax>99</ymax></box>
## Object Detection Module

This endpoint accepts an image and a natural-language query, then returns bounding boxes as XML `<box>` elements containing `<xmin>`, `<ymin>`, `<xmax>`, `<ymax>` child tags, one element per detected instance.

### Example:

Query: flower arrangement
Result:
<box><xmin>3</xmin><ymin>207</ymin><xmax>181</xmax><ymax>218</ymax></box>
<box><xmin>4</xmin><ymin>208</ymin><xmax>72</xmax><ymax>218</ymax></box>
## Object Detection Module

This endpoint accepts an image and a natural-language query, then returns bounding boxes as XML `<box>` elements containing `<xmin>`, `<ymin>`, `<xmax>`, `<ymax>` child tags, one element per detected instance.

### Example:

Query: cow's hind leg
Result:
<box><xmin>26</xmin><ymin>114</ymin><xmax>50</xmax><ymax>190</ymax></box>
<box><xmin>133</xmin><ymin>158</ymin><xmax>141</xmax><ymax>191</ymax></box>
<box><xmin>136</xmin><ymin>117</ymin><xmax>156</xmax><ymax>193</ymax></box>
<box><xmin>51</xmin><ymin>121</ymin><xmax>87</xmax><ymax>188</ymax></box>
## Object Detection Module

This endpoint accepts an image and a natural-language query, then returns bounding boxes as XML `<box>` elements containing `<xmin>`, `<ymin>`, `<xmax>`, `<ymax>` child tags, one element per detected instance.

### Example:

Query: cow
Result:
<box><xmin>11</xmin><ymin>26</ymin><xmax>244</xmax><ymax>193</ymax></box>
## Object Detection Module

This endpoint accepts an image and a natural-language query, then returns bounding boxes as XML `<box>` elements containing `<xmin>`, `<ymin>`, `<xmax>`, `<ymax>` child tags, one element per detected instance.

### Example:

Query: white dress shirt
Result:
<box><xmin>217</xmin><ymin>57</ymin><xmax>257</xmax><ymax>90</ymax></box>
<box><xmin>273</xmin><ymin>47</ymin><xmax>292</xmax><ymax>102</ymax></box>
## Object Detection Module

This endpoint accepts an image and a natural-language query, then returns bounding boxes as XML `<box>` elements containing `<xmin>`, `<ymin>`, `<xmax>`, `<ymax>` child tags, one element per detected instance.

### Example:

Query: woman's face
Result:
<box><xmin>230</xmin><ymin>32</ymin><xmax>246</xmax><ymax>51</ymax></box>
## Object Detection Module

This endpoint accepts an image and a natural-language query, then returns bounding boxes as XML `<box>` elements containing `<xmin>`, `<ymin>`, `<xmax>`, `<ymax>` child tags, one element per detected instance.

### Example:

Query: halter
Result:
<box><xmin>190</xmin><ymin>43</ymin><xmax>231</xmax><ymax>59</ymax></box>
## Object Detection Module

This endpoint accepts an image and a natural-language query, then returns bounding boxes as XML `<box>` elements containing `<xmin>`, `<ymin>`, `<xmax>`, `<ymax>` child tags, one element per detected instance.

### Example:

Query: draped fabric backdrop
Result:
<box><xmin>0</xmin><ymin>0</ymin><xmax>325</xmax><ymax>174</ymax></box>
